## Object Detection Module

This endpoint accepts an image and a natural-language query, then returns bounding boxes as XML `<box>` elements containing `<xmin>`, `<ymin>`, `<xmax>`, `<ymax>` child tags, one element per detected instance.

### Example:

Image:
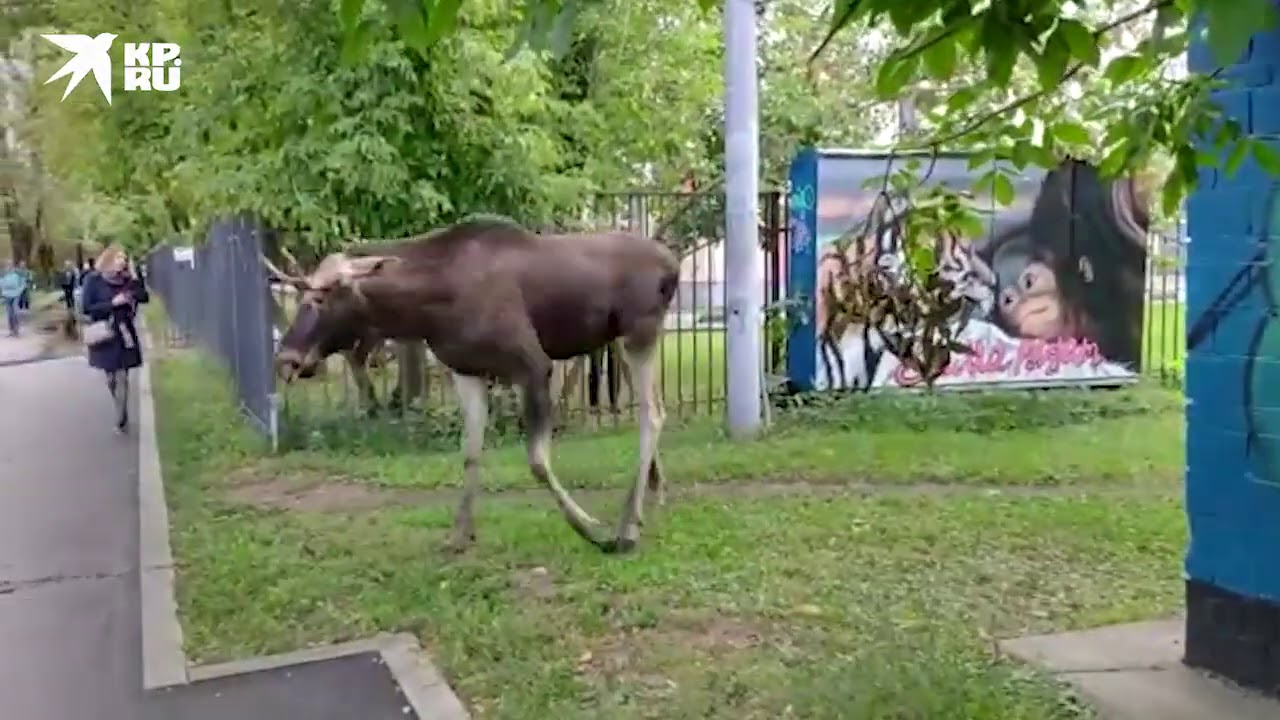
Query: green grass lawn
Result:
<box><xmin>1143</xmin><ymin>300</ymin><xmax>1186</xmax><ymax>378</ymax></box>
<box><xmin>153</xmin><ymin>346</ymin><xmax>1187</xmax><ymax>720</ymax></box>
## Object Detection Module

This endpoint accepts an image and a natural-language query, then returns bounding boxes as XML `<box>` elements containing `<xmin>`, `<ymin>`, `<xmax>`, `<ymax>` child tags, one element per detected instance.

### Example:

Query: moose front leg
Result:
<box><xmin>343</xmin><ymin>348</ymin><xmax>382</xmax><ymax>417</ymax></box>
<box><xmin>447</xmin><ymin>373</ymin><xmax>489</xmax><ymax>551</ymax></box>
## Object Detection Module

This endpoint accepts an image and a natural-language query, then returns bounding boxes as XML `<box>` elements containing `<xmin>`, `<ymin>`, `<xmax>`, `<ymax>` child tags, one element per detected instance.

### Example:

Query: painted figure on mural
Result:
<box><xmin>811</xmin><ymin>156</ymin><xmax>1149</xmax><ymax>391</ymax></box>
<box><xmin>1191</xmin><ymin>183</ymin><xmax>1280</xmax><ymax>484</ymax></box>
<box><xmin>985</xmin><ymin>159</ymin><xmax>1149</xmax><ymax>367</ymax></box>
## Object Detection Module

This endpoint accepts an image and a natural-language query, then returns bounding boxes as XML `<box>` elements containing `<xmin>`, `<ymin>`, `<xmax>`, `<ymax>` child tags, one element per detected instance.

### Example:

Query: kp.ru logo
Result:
<box><xmin>40</xmin><ymin>33</ymin><xmax>181</xmax><ymax>105</ymax></box>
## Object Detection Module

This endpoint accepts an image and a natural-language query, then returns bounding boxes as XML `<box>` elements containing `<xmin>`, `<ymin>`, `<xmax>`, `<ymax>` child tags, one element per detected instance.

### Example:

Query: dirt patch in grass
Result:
<box><xmin>511</xmin><ymin>565</ymin><xmax>558</xmax><ymax>601</ymax></box>
<box><xmin>221</xmin><ymin>470</ymin><xmax>401</xmax><ymax>513</ymax></box>
<box><xmin>578</xmin><ymin>614</ymin><xmax>772</xmax><ymax>682</ymax></box>
<box><xmin>220</xmin><ymin>466</ymin><xmax>1173</xmax><ymax>515</ymax></box>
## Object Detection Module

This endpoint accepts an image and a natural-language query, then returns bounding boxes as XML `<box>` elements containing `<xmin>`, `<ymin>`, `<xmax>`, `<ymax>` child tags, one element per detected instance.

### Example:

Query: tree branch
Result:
<box><xmin>907</xmin><ymin>0</ymin><xmax>1174</xmax><ymax>151</ymax></box>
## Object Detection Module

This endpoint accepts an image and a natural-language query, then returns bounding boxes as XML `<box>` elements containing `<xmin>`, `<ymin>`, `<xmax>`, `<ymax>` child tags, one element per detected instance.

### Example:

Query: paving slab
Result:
<box><xmin>144</xmin><ymin>652</ymin><xmax>419</xmax><ymax>720</ymax></box>
<box><xmin>0</xmin><ymin>329</ymin><xmax>49</xmax><ymax>365</ymax></box>
<box><xmin>1000</xmin><ymin>617</ymin><xmax>1280</xmax><ymax>720</ymax></box>
<box><xmin>0</xmin><ymin>355</ymin><xmax>144</xmax><ymax>720</ymax></box>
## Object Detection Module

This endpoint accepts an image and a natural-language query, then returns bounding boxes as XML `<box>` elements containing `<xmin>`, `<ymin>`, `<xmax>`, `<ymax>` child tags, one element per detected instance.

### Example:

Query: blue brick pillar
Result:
<box><xmin>1184</xmin><ymin>26</ymin><xmax>1280</xmax><ymax>696</ymax></box>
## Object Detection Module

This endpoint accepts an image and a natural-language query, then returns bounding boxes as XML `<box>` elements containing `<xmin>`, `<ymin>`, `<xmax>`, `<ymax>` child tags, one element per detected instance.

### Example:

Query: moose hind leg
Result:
<box><xmin>646</xmin><ymin>384</ymin><xmax>668</xmax><ymax>509</ymax></box>
<box><xmin>447</xmin><ymin>373</ymin><xmax>489</xmax><ymax>551</ymax></box>
<box><xmin>523</xmin><ymin>362</ymin><xmax>604</xmax><ymax>545</ymax></box>
<box><xmin>609</xmin><ymin>340</ymin><xmax>663</xmax><ymax>553</ymax></box>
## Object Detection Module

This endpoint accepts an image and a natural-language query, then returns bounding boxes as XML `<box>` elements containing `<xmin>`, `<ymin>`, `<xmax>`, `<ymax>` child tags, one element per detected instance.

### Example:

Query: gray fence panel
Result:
<box><xmin>147</xmin><ymin>217</ymin><xmax>278</xmax><ymax>447</ymax></box>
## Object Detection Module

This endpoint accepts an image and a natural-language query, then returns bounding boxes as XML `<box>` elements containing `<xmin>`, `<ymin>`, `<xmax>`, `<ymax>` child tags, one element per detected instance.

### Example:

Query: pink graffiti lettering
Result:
<box><xmin>891</xmin><ymin>338</ymin><xmax>1106</xmax><ymax>387</ymax></box>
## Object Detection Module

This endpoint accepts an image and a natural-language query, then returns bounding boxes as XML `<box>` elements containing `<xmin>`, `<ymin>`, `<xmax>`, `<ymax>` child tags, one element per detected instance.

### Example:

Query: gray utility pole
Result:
<box><xmin>722</xmin><ymin>0</ymin><xmax>763</xmax><ymax>438</ymax></box>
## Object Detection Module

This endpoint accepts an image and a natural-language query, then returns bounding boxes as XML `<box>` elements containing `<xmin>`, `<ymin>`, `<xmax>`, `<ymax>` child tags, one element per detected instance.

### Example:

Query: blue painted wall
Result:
<box><xmin>1185</xmin><ymin>27</ymin><xmax>1280</xmax><ymax>604</ymax></box>
<box><xmin>786</xmin><ymin>148</ymin><xmax>819</xmax><ymax>390</ymax></box>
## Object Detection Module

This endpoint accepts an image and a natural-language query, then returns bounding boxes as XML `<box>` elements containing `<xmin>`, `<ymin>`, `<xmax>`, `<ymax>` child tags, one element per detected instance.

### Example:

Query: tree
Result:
<box><xmin>336</xmin><ymin>0</ymin><xmax>1280</xmax><ymax>216</ymax></box>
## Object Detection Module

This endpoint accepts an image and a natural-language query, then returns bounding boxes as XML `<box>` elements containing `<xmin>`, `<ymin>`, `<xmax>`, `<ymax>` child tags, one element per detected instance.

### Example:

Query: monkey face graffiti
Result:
<box><xmin>998</xmin><ymin>259</ymin><xmax>1063</xmax><ymax>338</ymax></box>
<box><xmin>990</xmin><ymin>233</ymin><xmax>1073</xmax><ymax>340</ymax></box>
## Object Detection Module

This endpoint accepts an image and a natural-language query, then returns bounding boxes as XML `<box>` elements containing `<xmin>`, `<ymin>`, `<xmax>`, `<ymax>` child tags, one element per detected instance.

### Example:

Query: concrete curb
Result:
<box><xmin>182</xmin><ymin>634</ymin><xmax>471</xmax><ymax>720</ymax></box>
<box><xmin>137</xmin><ymin>326</ymin><xmax>189</xmax><ymax>689</ymax></box>
<box><xmin>136</xmin><ymin>323</ymin><xmax>471</xmax><ymax>718</ymax></box>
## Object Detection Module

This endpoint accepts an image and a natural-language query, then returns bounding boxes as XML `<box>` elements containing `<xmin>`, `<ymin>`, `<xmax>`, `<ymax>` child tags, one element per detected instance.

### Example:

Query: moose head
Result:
<box><xmin>263</xmin><ymin>251</ymin><xmax>399</xmax><ymax>382</ymax></box>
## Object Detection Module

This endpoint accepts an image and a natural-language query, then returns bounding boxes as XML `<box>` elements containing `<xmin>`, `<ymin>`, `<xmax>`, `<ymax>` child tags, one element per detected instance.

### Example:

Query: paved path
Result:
<box><xmin>0</xmin><ymin>334</ymin><xmax>436</xmax><ymax>720</ymax></box>
<box><xmin>146</xmin><ymin>651</ymin><xmax>418</xmax><ymax>720</ymax></box>
<box><xmin>0</xmin><ymin>345</ymin><xmax>144</xmax><ymax>720</ymax></box>
<box><xmin>0</xmin><ymin>321</ymin><xmax>48</xmax><ymax>365</ymax></box>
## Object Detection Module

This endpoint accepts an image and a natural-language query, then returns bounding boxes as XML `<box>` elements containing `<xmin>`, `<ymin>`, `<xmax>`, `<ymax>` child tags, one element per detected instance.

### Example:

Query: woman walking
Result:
<box><xmin>82</xmin><ymin>246</ymin><xmax>150</xmax><ymax>433</ymax></box>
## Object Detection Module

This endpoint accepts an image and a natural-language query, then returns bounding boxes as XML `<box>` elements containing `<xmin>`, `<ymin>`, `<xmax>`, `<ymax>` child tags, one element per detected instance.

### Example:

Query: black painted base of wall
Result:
<box><xmin>1185</xmin><ymin>579</ymin><xmax>1280</xmax><ymax>697</ymax></box>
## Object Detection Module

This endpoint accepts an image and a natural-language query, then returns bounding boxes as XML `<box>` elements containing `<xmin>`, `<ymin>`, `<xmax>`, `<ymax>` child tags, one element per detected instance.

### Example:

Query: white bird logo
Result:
<box><xmin>41</xmin><ymin>33</ymin><xmax>119</xmax><ymax>105</ymax></box>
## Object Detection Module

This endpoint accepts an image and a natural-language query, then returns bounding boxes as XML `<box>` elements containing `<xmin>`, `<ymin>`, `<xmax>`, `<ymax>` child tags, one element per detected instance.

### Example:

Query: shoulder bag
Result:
<box><xmin>83</xmin><ymin>319</ymin><xmax>116</xmax><ymax>347</ymax></box>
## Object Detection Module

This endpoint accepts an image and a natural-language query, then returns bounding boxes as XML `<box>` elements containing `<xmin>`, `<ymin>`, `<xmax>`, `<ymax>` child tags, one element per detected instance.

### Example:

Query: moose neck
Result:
<box><xmin>354</xmin><ymin>274</ymin><xmax>457</xmax><ymax>346</ymax></box>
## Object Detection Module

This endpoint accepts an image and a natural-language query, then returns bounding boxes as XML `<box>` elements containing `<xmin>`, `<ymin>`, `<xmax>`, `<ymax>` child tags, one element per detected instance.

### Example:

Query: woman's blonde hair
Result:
<box><xmin>96</xmin><ymin>244</ymin><xmax>126</xmax><ymax>272</ymax></box>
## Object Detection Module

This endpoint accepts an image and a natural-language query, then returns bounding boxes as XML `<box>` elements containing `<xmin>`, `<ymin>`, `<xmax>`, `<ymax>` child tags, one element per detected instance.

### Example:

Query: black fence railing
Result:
<box><xmin>143</xmin><ymin>195</ymin><xmax>1186</xmax><ymax>452</ymax></box>
<box><xmin>268</xmin><ymin>191</ymin><xmax>792</xmax><ymax>448</ymax></box>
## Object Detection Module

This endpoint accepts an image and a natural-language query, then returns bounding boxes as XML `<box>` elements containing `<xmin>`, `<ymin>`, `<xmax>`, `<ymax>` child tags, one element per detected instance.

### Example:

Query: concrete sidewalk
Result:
<box><xmin>0</xmin><ymin>325</ymin><xmax>48</xmax><ymax>365</ymax></box>
<box><xmin>1000</xmin><ymin>618</ymin><xmax>1280</xmax><ymax>719</ymax></box>
<box><xmin>0</xmin><ymin>347</ymin><xmax>144</xmax><ymax>720</ymax></box>
<box><xmin>0</xmin><ymin>331</ymin><xmax>463</xmax><ymax>719</ymax></box>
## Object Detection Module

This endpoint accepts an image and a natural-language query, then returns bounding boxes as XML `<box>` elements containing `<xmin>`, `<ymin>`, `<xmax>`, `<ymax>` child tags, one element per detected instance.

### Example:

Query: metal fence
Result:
<box><xmin>146</xmin><ymin>217</ymin><xmax>280</xmax><ymax>448</ymax></box>
<box><xmin>265</xmin><ymin>191</ymin><xmax>792</xmax><ymax>447</ymax></box>
<box><xmin>143</xmin><ymin>194</ymin><xmax>1187</xmax><ymax>451</ymax></box>
<box><xmin>1142</xmin><ymin>221</ymin><xmax>1187</xmax><ymax>384</ymax></box>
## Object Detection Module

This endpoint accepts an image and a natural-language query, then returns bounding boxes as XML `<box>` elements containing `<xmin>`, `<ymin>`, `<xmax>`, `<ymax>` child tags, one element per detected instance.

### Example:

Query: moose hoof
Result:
<box><xmin>601</xmin><ymin>536</ymin><xmax>638</xmax><ymax>555</ymax></box>
<box><xmin>442</xmin><ymin>534</ymin><xmax>475</xmax><ymax>555</ymax></box>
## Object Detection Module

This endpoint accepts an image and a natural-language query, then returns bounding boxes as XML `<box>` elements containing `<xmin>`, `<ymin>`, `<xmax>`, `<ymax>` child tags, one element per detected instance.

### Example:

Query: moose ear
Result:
<box><xmin>346</xmin><ymin>255</ymin><xmax>398</xmax><ymax>279</ymax></box>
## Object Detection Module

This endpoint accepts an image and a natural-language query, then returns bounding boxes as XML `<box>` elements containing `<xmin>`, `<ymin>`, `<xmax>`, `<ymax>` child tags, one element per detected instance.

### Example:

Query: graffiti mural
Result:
<box><xmin>1188</xmin><ymin>183</ymin><xmax>1280</xmax><ymax>485</ymax></box>
<box><xmin>787</xmin><ymin>150</ymin><xmax>1150</xmax><ymax>391</ymax></box>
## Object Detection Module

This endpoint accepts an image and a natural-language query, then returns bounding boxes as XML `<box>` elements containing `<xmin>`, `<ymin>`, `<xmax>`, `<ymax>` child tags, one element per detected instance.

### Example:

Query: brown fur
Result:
<box><xmin>274</xmin><ymin>216</ymin><xmax>680</xmax><ymax>553</ymax></box>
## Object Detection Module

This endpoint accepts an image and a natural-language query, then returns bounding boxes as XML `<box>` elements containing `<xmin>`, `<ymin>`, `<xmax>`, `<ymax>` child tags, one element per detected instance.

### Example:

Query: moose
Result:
<box><xmin>268</xmin><ymin>216</ymin><xmax>680</xmax><ymax>553</ymax></box>
<box><xmin>268</xmin><ymin>247</ymin><xmax>638</xmax><ymax>421</ymax></box>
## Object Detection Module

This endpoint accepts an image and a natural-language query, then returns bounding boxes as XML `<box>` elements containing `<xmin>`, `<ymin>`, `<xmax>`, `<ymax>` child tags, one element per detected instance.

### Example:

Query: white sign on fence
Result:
<box><xmin>172</xmin><ymin>246</ymin><xmax>195</xmax><ymax>266</ymax></box>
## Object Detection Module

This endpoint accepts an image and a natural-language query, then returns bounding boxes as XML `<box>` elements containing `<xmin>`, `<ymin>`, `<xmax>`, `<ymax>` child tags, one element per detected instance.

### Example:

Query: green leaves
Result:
<box><xmin>1252</xmin><ymin>140</ymin><xmax>1280</xmax><ymax>176</ymax></box>
<box><xmin>1225</xmin><ymin>138</ymin><xmax>1250</xmax><ymax>176</ymax></box>
<box><xmin>921</xmin><ymin>34</ymin><xmax>958</xmax><ymax>81</ymax></box>
<box><xmin>1202</xmin><ymin>0</ymin><xmax>1279</xmax><ymax>66</ymax></box>
<box><xmin>993</xmin><ymin>172</ymin><xmax>1015</xmax><ymax>206</ymax></box>
<box><xmin>974</xmin><ymin>169</ymin><xmax>1015</xmax><ymax>207</ymax></box>
<box><xmin>339</xmin><ymin>0</ymin><xmax>365</xmax><ymax>30</ymax></box>
<box><xmin>387</xmin><ymin>0</ymin><xmax>431</xmax><ymax>56</ymax></box>
<box><xmin>1051</xmin><ymin>121</ymin><xmax>1092</xmax><ymax>146</ymax></box>
<box><xmin>425</xmin><ymin>0</ymin><xmax>464</xmax><ymax>47</ymax></box>
<box><xmin>875</xmin><ymin>56</ymin><xmax>918</xmax><ymax>99</ymax></box>
<box><xmin>1055</xmin><ymin>18</ymin><xmax>1099</xmax><ymax>68</ymax></box>
<box><xmin>341</xmin><ymin>20</ymin><xmax>377</xmax><ymax>64</ymax></box>
<box><xmin>983</xmin><ymin>41</ymin><xmax>1016</xmax><ymax>87</ymax></box>
<box><xmin>1034</xmin><ymin>23</ymin><xmax>1071</xmax><ymax>90</ymax></box>
<box><xmin>1102</xmin><ymin>54</ymin><xmax>1148</xmax><ymax>85</ymax></box>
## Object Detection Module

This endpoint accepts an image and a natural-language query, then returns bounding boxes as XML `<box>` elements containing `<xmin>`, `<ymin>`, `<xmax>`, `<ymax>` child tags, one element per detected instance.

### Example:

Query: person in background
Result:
<box><xmin>0</xmin><ymin>260</ymin><xmax>28</xmax><ymax>337</ymax></box>
<box><xmin>16</xmin><ymin>261</ymin><xmax>31</xmax><ymax>310</ymax></box>
<box><xmin>59</xmin><ymin>260</ymin><xmax>78</xmax><ymax>310</ymax></box>
<box><xmin>81</xmin><ymin>246</ymin><xmax>150</xmax><ymax>433</ymax></box>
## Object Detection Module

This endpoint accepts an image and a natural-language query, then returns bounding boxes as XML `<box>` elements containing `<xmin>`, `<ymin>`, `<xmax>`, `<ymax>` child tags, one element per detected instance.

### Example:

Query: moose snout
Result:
<box><xmin>275</xmin><ymin>350</ymin><xmax>305</xmax><ymax>383</ymax></box>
